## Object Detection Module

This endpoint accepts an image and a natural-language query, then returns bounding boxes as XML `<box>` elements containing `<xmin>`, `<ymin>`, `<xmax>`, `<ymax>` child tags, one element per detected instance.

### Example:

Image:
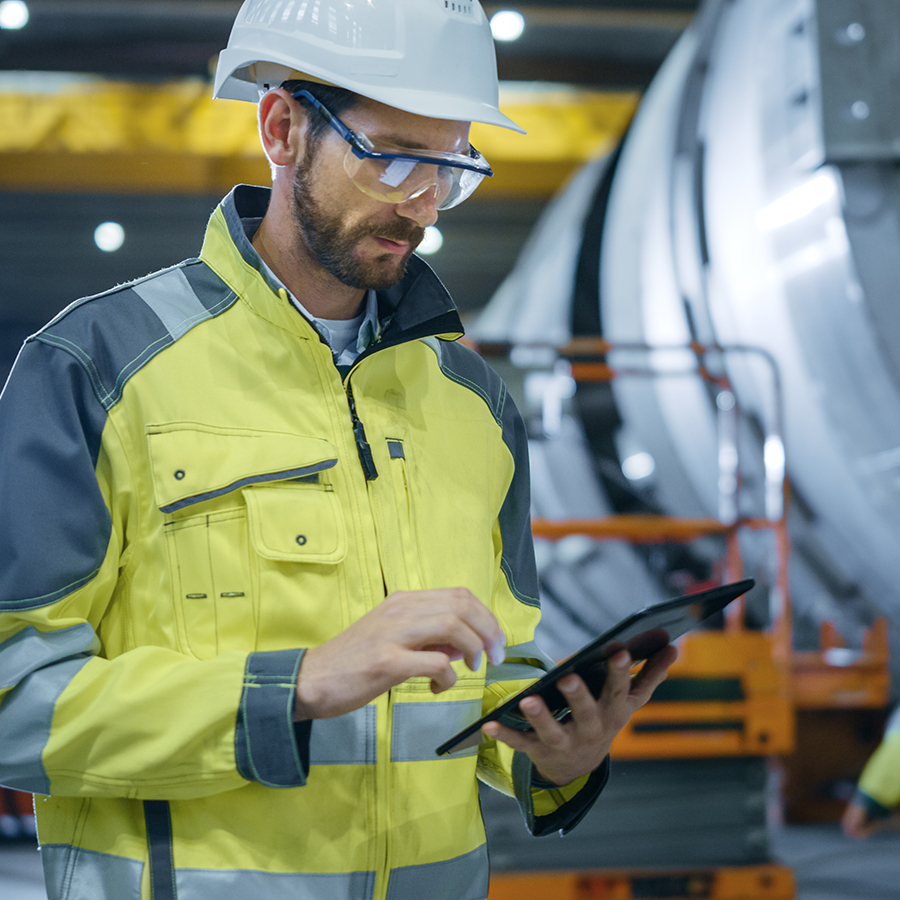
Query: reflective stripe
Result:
<box><xmin>486</xmin><ymin>640</ymin><xmax>554</xmax><ymax>687</ymax></box>
<box><xmin>504</xmin><ymin>640</ymin><xmax>555</xmax><ymax>667</ymax></box>
<box><xmin>385</xmin><ymin>845</ymin><xmax>489</xmax><ymax>900</ymax></box>
<box><xmin>0</xmin><ymin>624</ymin><xmax>97</xmax><ymax>793</ymax></box>
<box><xmin>133</xmin><ymin>268</ymin><xmax>212</xmax><ymax>342</ymax></box>
<box><xmin>485</xmin><ymin>662</ymin><xmax>544</xmax><ymax>686</ymax></box>
<box><xmin>42</xmin><ymin>844</ymin><xmax>143</xmax><ymax>900</ymax></box>
<box><xmin>310</xmin><ymin>705</ymin><xmax>376</xmax><ymax>765</ymax></box>
<box><xmin>391</xmin><ymin>699</ymin><xmax>482</xmax><ymax>761</ymax></box>
<box><xmin>0</xmin><ymin>623</ymin><xmax>98</xmax><ymax>690</ymax></box>
<box><xmin>177</xmin><ymin>868</ymin><xmax>375</xmax><ymax>900</ymax></box>
<box><xmin>41</xmin><ymin>843</ymin><xmax>483</xmax><ymax>900</ymax></box>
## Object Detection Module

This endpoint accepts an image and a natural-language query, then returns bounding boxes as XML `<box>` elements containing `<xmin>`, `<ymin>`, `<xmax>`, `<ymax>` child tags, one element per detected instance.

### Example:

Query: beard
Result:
<box><xmin>291</xmin><ymin>161</ymin><xmax>425</xmax><ymax>290</ymax></box>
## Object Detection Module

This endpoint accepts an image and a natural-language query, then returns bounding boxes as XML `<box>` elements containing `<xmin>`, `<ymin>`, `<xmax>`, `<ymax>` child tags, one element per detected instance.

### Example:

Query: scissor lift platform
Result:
<box><xmin>487</xmin><ymin>864</ymin><xmax>796</xmax><ymax>900</ymax></box>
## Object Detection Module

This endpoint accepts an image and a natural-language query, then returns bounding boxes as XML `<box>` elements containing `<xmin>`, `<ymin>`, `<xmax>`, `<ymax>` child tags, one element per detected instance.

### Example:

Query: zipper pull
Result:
<box><xmin>347</xmin><ymin>385</ymin><xmax>378</xmax><ymax>480</ymax></box>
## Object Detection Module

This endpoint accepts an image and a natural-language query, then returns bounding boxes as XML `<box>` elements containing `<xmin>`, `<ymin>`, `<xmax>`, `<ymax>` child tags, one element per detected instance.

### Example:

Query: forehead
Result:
<box><xmin>341</xmin><ymin>96</ymin><xmax>471</xmax><ymax>154</ymax></box>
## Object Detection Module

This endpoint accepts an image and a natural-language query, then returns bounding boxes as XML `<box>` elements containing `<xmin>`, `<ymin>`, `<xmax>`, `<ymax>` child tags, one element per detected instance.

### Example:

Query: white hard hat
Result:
<box><xmin>213</xmin><ymin>0</ymin><xmax>524</xmax><ymax>133</ymax></box>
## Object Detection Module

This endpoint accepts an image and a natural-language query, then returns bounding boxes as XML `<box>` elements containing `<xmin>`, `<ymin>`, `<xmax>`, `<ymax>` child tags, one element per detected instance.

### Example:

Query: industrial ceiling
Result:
<box><xmin>0</xmin><ymin>0</ymin><xmax>698</xmax><ymax>383</ymax></box>
<box><xmin>0</xmin><ymin>1</ymin><xmax>696</xmax><ymax>86</ymax></box>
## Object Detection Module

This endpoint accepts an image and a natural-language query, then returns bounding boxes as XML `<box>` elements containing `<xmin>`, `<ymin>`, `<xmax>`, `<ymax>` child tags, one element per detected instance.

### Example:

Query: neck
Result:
<box><xmin>252</xmin><ymin>196</ymin><xmax>365</xmax><ymax>321</ymax></box>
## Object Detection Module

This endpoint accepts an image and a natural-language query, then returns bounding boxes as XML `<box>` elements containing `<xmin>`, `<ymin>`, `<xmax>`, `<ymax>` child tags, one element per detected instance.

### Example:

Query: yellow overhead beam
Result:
<box><xmin>0</xmin><ymin>80</ymin><xmax>638</xmax><ymax>197</ymax></box>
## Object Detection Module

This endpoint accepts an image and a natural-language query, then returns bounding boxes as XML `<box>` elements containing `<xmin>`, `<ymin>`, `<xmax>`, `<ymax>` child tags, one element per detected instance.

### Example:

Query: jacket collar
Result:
<box><xmin>201</xmin><ymin>185</ymin><xmax>465</xmax><ymax>347</ymax></box>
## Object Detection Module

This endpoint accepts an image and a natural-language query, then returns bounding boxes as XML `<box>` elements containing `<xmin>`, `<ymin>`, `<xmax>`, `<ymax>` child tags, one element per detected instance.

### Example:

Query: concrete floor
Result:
<box><xmin>771</xmin><ymin>824</ymin><xmax>900</xmax><ymax>900</ymax></box>
<box><xmin>0</xmin><ymin>842</ymin><xmax>44</xmax><ymax>900</ymax></box>
<box><xmin>2</xmin><ymin>824</ymin><xmax>899</xmax><ymax>899</ymax></box>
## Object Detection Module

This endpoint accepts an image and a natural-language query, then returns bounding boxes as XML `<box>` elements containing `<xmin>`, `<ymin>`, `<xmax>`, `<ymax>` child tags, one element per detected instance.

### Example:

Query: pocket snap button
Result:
<box><xmin>296</xmin><ymin>535</ymin><xmax>307</xmax><ymax>546</ymax></box>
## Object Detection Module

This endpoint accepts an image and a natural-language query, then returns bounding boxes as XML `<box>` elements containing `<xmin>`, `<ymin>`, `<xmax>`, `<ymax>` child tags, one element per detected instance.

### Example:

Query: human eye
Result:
<box><xmin>434</xmin><ymin>164</ymin><xmax>454</xmax><ymax>183</ymax></box>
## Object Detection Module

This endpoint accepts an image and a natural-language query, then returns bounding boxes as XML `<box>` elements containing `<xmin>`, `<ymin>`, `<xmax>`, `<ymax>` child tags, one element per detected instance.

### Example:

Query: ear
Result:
<box><xmin>258</xmin><ymin>88</ymin><xmax>307</xmax><ymax>168</ymax></box>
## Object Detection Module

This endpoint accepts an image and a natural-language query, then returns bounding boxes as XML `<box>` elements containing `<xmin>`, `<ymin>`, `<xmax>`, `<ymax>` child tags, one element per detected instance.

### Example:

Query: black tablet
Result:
<box><xmin>435</xmin><ymin>578</ymin><xmax>754</xmax><ymax>756</ymax></box>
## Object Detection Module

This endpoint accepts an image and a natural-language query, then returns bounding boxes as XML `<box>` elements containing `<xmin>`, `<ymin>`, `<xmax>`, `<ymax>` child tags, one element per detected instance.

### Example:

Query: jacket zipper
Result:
<box><xmin>337</xmin><ymin>317</ymin><xmax>460</xmax><ymax>895</ymax></box>
<box><xmin>346</xmin><ymin>383</ymin><xmax>378</xmax><ymax>480</ymax></box>
<box><xmin>340</xmin><ymin>302</ymin><xmax>462</xmax><ymax>483</ymax></box>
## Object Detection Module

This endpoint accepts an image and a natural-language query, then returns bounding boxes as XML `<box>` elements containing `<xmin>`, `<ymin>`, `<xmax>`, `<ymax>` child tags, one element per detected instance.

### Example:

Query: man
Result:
<box><xmin>0</xmin><ymin>2</ymin><xmax>675</xmax><ymax>898</ymax></box>
<box><xmin>842</xmin><ymin>706</ymin><xmax>900</xmax><ymax>839</ymax></box>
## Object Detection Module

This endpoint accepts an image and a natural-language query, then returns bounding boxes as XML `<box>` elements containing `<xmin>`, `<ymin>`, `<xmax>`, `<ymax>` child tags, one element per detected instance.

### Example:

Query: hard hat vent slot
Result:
<box><xmin>443</xmin><ymin>1</ymin><xmax>475</xmax><ymax>20</ymax></box>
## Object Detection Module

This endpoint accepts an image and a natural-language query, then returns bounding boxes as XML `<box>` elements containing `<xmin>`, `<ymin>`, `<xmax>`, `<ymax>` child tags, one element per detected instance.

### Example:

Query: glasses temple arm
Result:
<box><xmin>290</xmin><ymin>88</ymin><xmax>371</xmax><ymax>157</ymax></box>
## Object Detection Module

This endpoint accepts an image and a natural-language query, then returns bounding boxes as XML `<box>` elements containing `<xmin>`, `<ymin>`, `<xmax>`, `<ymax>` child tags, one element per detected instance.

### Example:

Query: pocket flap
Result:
<box><xmin>148</xmin><ymin>424</ymin><xmax>338</xmax><ymax>513</ymax></box>
<box><xmin>245</xmin><ymin>486</ymin><xmax>346</xmax><ymax>564</ymax></box>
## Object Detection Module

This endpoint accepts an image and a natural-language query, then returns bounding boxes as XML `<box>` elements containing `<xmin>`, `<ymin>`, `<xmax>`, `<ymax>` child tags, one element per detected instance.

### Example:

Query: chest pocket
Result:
<box><xmin>148</xmin><ymin>424</ymin><xmax>341</xmax><ymax>659</ymax></box>
<box><xmin>245</xmin><ymin>487</ymin><xmax>346</xmax><ymax>564</ymax></box>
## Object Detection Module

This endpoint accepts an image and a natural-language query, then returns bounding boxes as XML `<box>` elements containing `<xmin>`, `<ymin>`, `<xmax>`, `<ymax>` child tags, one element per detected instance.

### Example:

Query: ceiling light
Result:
<box><xmin>417</xmin><ymin>226</ymin><xmax>443</xmax><ymax>255</ymax></box>
<box><xmin>490</xmin><ymin>10</ymin><xmax>525</xmax><ymax>42</ymax></box>
<box><xmin>0</xmin><ymin>1</ymin><xmax>29</xmax><ymax>30</ymax></box>
<box><xmin>622</xmin><ymin>452</ymin><xmax>656</xmax><ymax>481</ymax></box>
<box><xmin>94</xmin><ymin>222</ymin><xmax>126</xmax><ymax>253</ymax></box>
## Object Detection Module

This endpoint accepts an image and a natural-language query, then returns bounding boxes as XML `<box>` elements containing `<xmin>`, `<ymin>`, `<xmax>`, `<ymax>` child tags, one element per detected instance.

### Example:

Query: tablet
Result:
<box><xmin>435</xmin><ymin>578</ymin><xmax>754</xmax><ymax>756</ymax></box>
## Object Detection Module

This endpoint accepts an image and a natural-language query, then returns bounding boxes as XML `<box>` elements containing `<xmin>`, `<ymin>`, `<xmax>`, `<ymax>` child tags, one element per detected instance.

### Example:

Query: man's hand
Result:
<box><xmin>842</xmin><ymin>802</ymin><xmax>879</xmax><ymax>840</ymax></box>
<box><xmin>294</xmin><ymin>588</ymin><xmax>505</xmax><ymax>721</ymax></box>
<box><xmin>481</xmin><ymin>645</ymin><xmax>678</xmax><ymax>787</ymax></box>
<box><xmin>842</xmin><ymin>800</ymin><xmax>900</xmax><ymax>840</ymax></box>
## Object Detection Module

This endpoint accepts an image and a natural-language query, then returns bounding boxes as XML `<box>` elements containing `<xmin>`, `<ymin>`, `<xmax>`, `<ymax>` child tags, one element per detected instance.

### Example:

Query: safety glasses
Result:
<box><xmin>290</xmin><ymin>89</ymin><xmax>493</xmax><ymax>210</ymax></box>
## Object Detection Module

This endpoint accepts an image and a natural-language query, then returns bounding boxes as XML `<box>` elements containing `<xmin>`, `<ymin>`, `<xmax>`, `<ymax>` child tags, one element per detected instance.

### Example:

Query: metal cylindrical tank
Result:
<box><xmin>476</xmin><ymin>0</ymin><xmax>900</xmax><ymax>671</ymax></box>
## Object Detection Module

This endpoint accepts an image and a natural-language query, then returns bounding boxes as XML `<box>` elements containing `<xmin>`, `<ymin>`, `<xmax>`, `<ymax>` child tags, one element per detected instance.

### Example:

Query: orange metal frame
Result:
<box><xmin>559</xmin><ymin>337</ymin><xmax>889</xmax><ymax>708</ymax></box>
<box><xmin>791</xmin><ymin>618</ymin><xmax>890</xmax><ymax>709</ymax></box>
<box><xmin>531</xmin><ymin>514</ymin><xmax>796</xmax><ymax>758</ymax></box>
<box><xmin>488</xmin><ymin>864</ymin><xmax>797</xmax><ymax>900</ymax></box>
<box><xmin>476</xmin><ymin>335</ymin><xmax>890</xmax><ymax>758</ymax></box>
<box><xmin>528</xmin><ymin>336</ymin><xmax>799</xmax><ymax>758</ymax></box>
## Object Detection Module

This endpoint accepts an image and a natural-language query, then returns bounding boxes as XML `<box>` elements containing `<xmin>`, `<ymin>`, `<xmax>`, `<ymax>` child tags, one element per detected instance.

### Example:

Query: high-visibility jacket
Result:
<box><xmin>854</xmin><ymin>705</ymin><xmax>900</xmax><ymax>820</ymax></box>
<box><xmin>0</xmin><ymin>185</ymin><xmax>606</xmax><ymax>900</ymax></box>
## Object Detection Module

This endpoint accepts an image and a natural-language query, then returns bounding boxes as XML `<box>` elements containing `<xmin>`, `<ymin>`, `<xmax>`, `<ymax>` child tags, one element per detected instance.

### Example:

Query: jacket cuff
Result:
<box><xmin>513</xmin><ymin>751</ymin><xmax>610</xmax><ymax>837</ymax></box>
<box><xmin>235</xmin><ymin>649</ymin><xmax>310</xmax><ymax>788</ymax></box>
<box><xmin>853</xmin><ymin>788</ymin><xmax>893</xmax><ymax>820</ymax></box>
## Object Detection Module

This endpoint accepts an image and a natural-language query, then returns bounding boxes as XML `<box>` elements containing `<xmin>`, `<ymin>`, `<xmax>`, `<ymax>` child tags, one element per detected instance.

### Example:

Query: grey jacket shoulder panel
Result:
<box><xmin>424</xmin><ymin>338</ymin><xmax>540</xmax><ymax>609</ymax></box>
<box><xmin>0</xmin><ymin>259</ymin><xmax>236</xmax><ymax>612</ymax></box>
<box><xmin>32</xmin><ymin>260</ymin><xmax>238</xmax><ymax>412</ymax></box>
<box><xmin>0</xmin><ymin>337</ymin><xmax>112</xmax><ymax>611</ymax></box>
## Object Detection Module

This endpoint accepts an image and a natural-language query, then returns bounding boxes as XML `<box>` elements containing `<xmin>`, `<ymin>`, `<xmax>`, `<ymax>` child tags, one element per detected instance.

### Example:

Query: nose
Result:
<box><xmin>395</xmin><ymin>187</ymin><xmax>439</xmax><ymax>229</ymax></box>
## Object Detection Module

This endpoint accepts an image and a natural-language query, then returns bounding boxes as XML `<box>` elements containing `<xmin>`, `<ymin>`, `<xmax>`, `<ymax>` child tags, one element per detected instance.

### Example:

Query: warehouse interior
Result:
<box><xmin>2</xmin><ymin>1</ymin><xmax>900</xmax><ymax>898</ymax></box>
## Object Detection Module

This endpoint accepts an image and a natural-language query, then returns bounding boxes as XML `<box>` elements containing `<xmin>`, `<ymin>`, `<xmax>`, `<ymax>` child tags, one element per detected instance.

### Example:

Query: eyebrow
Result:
<box><xmin>362</xmin><ymin>130</ymin><xmax>471</xmax><ymax>155</ymax></box>
<box><xmin>368</xmin><ymin>133</ymin><xmax>432</xmax><ymax>151</ymax></box>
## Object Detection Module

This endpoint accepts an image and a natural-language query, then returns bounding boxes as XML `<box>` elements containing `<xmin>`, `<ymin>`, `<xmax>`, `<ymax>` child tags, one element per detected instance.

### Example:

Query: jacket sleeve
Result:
<box><xmin>474</xmin><ymin>380</ymin><xmax>608</xmax><ymax>836</ymax></box>
<box><xmin>0</xmin><ymin>336</ymin><xmax>308</xmax><ymax>800</ymax></box>
<box><xmin>854</xmin><ymin>706</ymin><xmax>900</xmax><ymax>817</ymax></box>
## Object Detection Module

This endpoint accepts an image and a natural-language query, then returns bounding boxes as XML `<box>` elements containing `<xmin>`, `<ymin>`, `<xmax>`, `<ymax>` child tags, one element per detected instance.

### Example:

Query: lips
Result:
<box><xmin>373</xmin><ymin>236</ymin><xmax>411</xmax><ymax>254</ymax></box>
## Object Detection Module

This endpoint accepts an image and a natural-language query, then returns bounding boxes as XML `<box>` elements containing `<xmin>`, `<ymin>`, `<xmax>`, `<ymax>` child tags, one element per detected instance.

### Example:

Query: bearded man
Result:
<box><xmin>0</xmin><ymin>3</ymin><xmax>675</xmax><ymax>899</ymax></box>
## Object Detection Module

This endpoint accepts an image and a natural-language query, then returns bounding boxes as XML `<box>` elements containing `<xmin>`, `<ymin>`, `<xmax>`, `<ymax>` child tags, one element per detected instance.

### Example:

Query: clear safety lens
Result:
<box><xmin>343</xmin><ymin>147</ymin><xmax>488</xmax><ymax>210</ymax></box>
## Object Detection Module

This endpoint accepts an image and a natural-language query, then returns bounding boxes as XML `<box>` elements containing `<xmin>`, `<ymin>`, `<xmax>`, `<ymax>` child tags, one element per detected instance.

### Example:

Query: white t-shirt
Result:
<box><xmin>256</xmin><ymin>256</ymin><xmax>379</xmax><ymax>366</ymax></box>
<box><xmin>317</xmin><ymin>311</ymin><xmax>366</xmax><ymax>359</ymax></box>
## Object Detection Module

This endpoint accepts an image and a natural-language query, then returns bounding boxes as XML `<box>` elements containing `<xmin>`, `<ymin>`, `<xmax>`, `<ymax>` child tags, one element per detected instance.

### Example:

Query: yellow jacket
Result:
<box><xmin>0</xmin><ymin>186</ymin><xmax>606</xmax><ymax>900</ymax></box>
<box><xmin>855</xmin><ymin>706</ymin><xmax>900</xmax><ymax>819</ymax></box>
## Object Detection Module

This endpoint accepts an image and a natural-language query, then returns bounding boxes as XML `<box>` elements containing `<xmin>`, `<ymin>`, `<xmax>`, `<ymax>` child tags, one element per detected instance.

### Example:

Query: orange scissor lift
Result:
<box><xmin>479</xmin><ymin>338</ymin><xmax>889</xmax><ymax>900</ymax></box>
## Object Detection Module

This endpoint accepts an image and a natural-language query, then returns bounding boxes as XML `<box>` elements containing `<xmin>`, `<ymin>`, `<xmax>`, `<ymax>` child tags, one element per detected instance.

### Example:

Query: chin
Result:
<box><xmin>351</xmin><ymin>253</ymin><xmax>413</xmax><ymax>291</ymax></box>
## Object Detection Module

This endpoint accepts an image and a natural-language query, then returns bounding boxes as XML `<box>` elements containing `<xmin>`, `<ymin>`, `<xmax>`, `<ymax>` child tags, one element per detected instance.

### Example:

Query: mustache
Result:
<box><xmin>361</xmin><ymin>221</ymin><xmax>425</xmax><ymax>247</ymax></box>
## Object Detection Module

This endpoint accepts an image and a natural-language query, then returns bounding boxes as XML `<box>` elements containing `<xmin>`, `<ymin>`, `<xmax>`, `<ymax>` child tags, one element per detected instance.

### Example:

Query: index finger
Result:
<box><xmin>438</xmin><ymin>587</ymin><xmax>506</xmax><ymax>664</ymax></box>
